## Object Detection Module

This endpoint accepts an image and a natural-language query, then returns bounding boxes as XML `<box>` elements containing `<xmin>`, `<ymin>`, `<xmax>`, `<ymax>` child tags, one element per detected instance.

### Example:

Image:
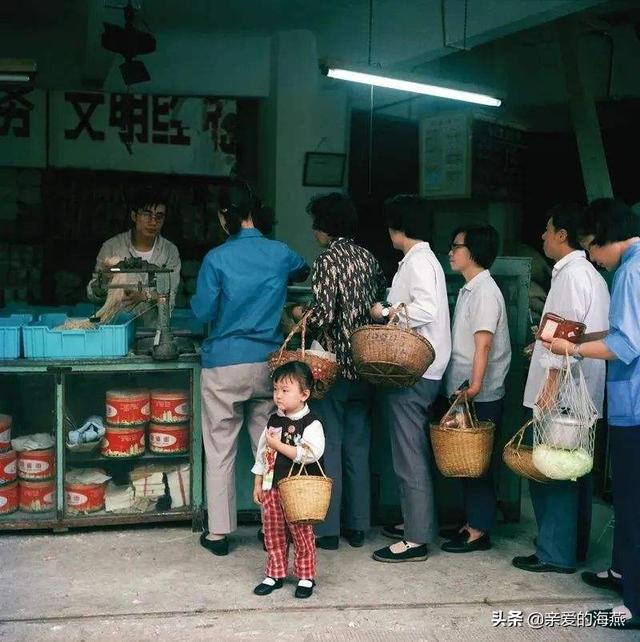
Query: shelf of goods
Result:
<box><xmin>0</xmin><ymin>355</ymin><xmax>203</xmax><ymax>532</ymax></box>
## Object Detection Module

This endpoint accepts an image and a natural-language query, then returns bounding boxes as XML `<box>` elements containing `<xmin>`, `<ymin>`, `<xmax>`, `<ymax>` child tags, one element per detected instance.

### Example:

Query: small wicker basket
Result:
<box><xmin>278</xmin><ymin>452</ymin><xmax>332</xmax><ymax>525</ymax></box>
<box><xmin>350</xmin><ymin>304</ymin><xmax>436</xmax><ymax>388</ymax></box>
<box><xmin>268</xmin><ymin>309</ymin><xmax>339</xmax><ymax>399</ymax></box>
<box><xmin>502</xmin><ymin>420</ymin><xmax>551</xmax><ymax>483</ymax></box>
<box><xmin>430</xmin><ymin>394</ymin><xmax>495</xmax><ymax>478</ymax></box>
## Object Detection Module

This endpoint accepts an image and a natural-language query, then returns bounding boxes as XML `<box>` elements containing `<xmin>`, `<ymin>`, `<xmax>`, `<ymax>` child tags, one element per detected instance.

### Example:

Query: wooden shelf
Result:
<box><xmin>66</xmin><ymin>450</ymin><xmax>189</xmax><ymax>467</ymax></box>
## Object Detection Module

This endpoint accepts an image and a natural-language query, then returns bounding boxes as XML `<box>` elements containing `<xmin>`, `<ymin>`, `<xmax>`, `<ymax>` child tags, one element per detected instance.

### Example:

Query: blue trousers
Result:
<box><xmin>610</xmin><ymin>426</ymin><xmax>640</xmax><ymax>617</ymax></box>
<box><xmin>529</xmin><ymin>473</ymin><xmax>593</xmax><ymax>569</ymax></box>
<box><xmin>461</xmin><ymin>398</ymin><xmax>504</xmax><ymax>532</ymax></box>
<box><xmin>310</xmin><ymin>378</ymin><xmax>374</xmax><ymax>537</ymax></box>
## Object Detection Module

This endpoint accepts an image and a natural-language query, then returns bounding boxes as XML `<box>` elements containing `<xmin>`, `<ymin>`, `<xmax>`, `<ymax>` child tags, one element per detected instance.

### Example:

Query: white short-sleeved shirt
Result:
<box><xmin>387</xmin><ymin>241</ymin><xmax>451</xmax><ymax>380</ymax></box>
<box><xmin>523</xmin><ymin>250</ymin><xmax>610</xmax><ymax>416</ymax></box>
<box><xmin>445</xmin><ymin>270</ymin><xmax>511</xmax><ymax>402</ymax></box>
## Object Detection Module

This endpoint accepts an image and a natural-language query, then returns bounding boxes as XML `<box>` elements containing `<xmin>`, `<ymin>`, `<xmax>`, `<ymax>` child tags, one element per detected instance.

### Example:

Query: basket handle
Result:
<box><xmin>505</xmin><ymin>419</ymin><xmax>534</xmax><ymax>451</ymax></box>
<box><xmin>277</xmin><ymin>308</ymin><xmax>314</xmax><ymax>361</ymax></box>
<box><xmin>389</xmin><ymin>302</ymin><xmax>412</xmax><ymax>328</ymax></box>
<box><xmin>442</xmin><ymin>391</ymin><xmax>477</xmax><ymax>430</ymax></box>
<box><xmin>286</xmin><ymin>442</ymin><xmax>328</xmax><ymax>479</ymax></box>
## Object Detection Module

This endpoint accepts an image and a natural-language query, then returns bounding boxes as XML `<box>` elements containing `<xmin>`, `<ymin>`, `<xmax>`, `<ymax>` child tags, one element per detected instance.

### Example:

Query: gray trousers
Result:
<box><xmin>381</xmin><ymin>378</ymin><xmax>441</xmax><ymax>544</ymax></box>
<box><xmin>201</xmin><ymin>362</ymin><xmax>274</xmax><ymax>534</ymax></box>
<box><xmin>310</xmin><ymin>378</ymin><xmax>374</xmax><ymax>537</ymax></box>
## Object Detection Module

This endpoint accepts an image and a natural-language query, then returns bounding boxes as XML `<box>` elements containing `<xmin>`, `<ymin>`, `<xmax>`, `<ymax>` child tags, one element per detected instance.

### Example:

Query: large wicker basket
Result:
<box><xmin>351</xmin><ymin>304</ymin><xmax>436</xmax><ymax>388</ymax></box>
<box><xmin>278</xmin><ymin>457</ymin><xmax>332</xmax><ymax>525</ymax></box>
<box><xmin>268</xmin><ymin>310</ymin><xmax>339</xmax><ymax>399</ymax></box>
<box><xmin>430</xmin><ymin>395</ymin><xmax>495</xmax><ymax>478</ymax></box>
<box><xmin>503</xmin><ymin>420</ymin><xmax>551</xmax><ymax>483</ymax></box>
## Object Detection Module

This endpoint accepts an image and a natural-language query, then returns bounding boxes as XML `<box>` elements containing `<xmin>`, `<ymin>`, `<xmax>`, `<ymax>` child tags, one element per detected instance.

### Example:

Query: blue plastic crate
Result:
<box><xmin>22</xmin><ymin>313</ymin><xmax>134</xmax><ymax>359</ymax></box>
<box><xmin>0</xmin><ymin>314</ymin><xmax>34</xmax><ymax>359</ymax></box>
<box><xmin>171</xmin><ymin>308</ymin><xmax>207</xmax><ymax>336</ymax></box>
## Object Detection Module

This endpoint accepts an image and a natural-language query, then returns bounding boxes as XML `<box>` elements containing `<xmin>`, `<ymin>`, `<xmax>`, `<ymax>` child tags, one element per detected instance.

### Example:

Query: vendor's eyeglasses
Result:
<box><xmin>450</xmin><ymin>242</ymin><xmax>467</xmax><ymax>251</ymax></box>
<box><xmin>139</xmin><ymin>210</ymin><xmax>165</xmax><ymax>222</ymax></box>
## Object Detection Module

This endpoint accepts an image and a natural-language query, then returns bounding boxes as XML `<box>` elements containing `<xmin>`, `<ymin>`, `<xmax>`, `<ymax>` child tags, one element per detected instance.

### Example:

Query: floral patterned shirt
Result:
<box><xmin>306</xmin><ymin>238</ymin><xmax>387</xmax><ymax>379</ymax></box>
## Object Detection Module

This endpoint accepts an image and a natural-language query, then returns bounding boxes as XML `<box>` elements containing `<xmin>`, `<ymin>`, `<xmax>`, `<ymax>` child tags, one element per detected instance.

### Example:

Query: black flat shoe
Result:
<box><xmin>512</xmin><ymin>554</ymin><xmax>575</xmax><ymax>574</ymax></box>
<box><xmin>441</xmin><ymin>533</ymin><xmax>491</xmax><ymax>553</ymax></box>
<box><xmin>381</xmin><ymin>525</ymin><xmax>404</xmax><ymax>539</ymax></box>
<box><xmin>581</xmin><ymin>569</ymin><xmax>623</xmax><ymax>594</ymax></box>
<box><xmin>253</xmin><ymin>577</ymin><xmax>284</xmax><ymax>596</ymax></box>
<box><xmin>372</xmin><ymin>541</ymin><xmax>428</xmax><ymax>563</ymax></box>
<box><xmin>588</xmin><ymin>609</ymin><xmax>640</xmax><ymax>630</ymax></box>
<box><xmin>341</xmin><ymin>529</ymin><xmax>365</xmax><ymax>547</ymax></box>
<box><xmin>316</xmin><ymin>535</ymin><xmax>339</xmax><ymax>550</ymax></box>
<box><xmin>199</xmin><ymin>532</ymin><xmax>229</xmax><ymax>556</ymax></box>
<box><xmin>439</xmin><ymin>525</ymin><xmax>467</xmax><ymax>540</ymax></box>
<box><xmin>294</xmin><ymin>580</ymin><xmax>315</xmax><ymax>599</ymax></box>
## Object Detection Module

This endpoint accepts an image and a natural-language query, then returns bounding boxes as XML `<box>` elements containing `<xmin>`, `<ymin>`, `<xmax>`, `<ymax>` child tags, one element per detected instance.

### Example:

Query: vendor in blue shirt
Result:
<box><xmin>191</xmin><ymin>185</ymin><xmax>309</xmax><ymax>557</ymax></box>
<box><xmin>545</xmin><ymin>198</ymin><xmax>640</xmax><ymax>631</ymax></box>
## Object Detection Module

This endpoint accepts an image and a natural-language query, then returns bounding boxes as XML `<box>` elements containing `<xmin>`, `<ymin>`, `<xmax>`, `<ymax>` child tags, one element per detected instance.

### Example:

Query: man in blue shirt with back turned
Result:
<box><xmin>545</xmin><ymin>198</ymin><xmax>640</xmax><ymax>630</ymax></box>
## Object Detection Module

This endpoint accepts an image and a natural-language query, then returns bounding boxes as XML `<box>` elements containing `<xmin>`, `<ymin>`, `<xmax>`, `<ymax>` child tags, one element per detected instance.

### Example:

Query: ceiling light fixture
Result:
<box><xmin>0</xmin><ymin>59</ymin><xmax>37</xmax><ymax>87</ymax></box>
<box><xmin>320</xmin><ymin>62</ymin><xmax>501</xmax><ymax>107</ymax></box>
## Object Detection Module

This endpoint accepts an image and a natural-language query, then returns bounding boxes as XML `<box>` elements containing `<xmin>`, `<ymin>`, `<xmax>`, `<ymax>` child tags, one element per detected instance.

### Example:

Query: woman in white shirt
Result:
<box><xmin>370</xmin><ymin>195</ymin><xmax>451</xmax><ymax>563</ymax></box>
<box><xmin>442</xmin><ymin>224</ymin><xmax>511</xmax><ymax>553</ymax></box>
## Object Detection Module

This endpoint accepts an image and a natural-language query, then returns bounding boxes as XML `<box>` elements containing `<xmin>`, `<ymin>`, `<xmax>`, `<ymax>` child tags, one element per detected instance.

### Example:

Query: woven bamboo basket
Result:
<box><xmin>268</xmin><ymin>309</ymin><xmax>339</xmax><ymax>399</ymax></box>
<box><xmin>502</xmin><ymin>420</ymin><xmax>551</xmax><ymax>483</ymax></box>
<box><xmin>430</xmin><ymin>395</ymin><xmax>495</xmax><ymax>478</ymax></box>
<box><xmin>278</xmin><ymin>455</ymin><xmax>332</xmax><ymax>525</ymax></box>
<box><xmin>350</xmin><ymin>304</ymin><xmax>436</xmax><ymax>388</ymax></box>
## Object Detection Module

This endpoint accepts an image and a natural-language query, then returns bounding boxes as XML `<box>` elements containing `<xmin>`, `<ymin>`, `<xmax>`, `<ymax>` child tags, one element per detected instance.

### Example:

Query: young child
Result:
<box><xmin>251</xmin><ymin>361</ymin><xmax>325</xmax><ymax>599</ymax></box>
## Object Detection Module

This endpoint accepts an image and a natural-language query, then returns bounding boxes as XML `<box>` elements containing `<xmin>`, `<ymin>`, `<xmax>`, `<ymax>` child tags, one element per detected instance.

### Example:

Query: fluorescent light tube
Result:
<box><xmin>325</xmin><ymin>67</ymin><xmax>501</xmax><ymax>107</ymax></box>
<box><xmin>0</xmin><ymin>74</ymin><xmax>31</xmax><ymax>83</ymax></box>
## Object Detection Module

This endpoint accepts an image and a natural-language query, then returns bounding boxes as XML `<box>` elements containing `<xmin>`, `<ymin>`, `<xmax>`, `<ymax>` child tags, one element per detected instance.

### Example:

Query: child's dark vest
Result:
<box><xmin>268</xmin><ymin>410</ymin><xmax>324</xmax><ymax>485</ymax></box>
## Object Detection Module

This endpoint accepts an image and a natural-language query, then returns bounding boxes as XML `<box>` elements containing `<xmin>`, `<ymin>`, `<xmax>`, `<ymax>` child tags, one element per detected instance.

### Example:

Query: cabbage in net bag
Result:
<box><xmin>532</xmin><ymin>354</ymin><xmax>598</xmax><ymax>481</ymax></box>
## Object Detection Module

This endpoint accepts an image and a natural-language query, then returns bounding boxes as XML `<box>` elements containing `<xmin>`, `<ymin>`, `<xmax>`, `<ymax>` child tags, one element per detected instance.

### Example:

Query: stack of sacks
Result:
<box><xmin>130</xmin><ymin>464</ymin><xmax>166</xmax><ymax>500</ymax></box>
<box><xmin>104</xmin><ymin>482</ymin><xmax>135</xmax><ymax>513</ymax></box>
<box><xmin>166</xmin><ymin>463</ymin><xmax>190</xmax><ymax>508</ymax></box>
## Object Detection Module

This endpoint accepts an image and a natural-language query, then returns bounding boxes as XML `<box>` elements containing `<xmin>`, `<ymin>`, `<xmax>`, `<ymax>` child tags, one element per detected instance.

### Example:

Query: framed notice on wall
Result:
<box><xmin>303</xmin><ymin>152</ymin><xmax>346</xmax><ymax>187</ymax></box>
<box><xmin>419</xmin><ymin>112</ymin><xmax>472</xmax><ymax>199</ymax></box>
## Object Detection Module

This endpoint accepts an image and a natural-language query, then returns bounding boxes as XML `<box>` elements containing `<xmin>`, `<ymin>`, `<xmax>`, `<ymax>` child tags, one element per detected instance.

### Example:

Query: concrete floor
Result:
<box><xmin>0</xmin><ymin>496</ymin><xmax>632</xmax><ymax>641</ymax></box>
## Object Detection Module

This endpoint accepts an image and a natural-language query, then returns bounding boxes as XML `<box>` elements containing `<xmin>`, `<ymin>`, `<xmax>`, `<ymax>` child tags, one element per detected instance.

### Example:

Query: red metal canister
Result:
<box><xmin>0</xmin><ymin>414</ymin><xmax>11</xmax><ymax>452</ymax></box>
<box><xmin>536</xmin><ymin>313</ymin><xmax>586</xmax><ymax>343</ymax></box>
<box><xmin>105</xmin><ymin>389</ymin><xmax>150</xmax><ymax>426</ymax></box>
<box><xmin>101</xmin><ymin>425</ymin><xmax>145</xmax><ymax>457</ymax></box>
<box><xmin>65</xmin><ymin>481</ymin><xmax>106</xmax><ymax>514</ymax></box>
<box><xmin>0</xmin><ymin>481</ymin><xmax>18</xmax><ymax>514</ymax></box>
<box><xmin>149</xmin><ymin>422</ymin><xmax>190</xmax><ymax>454</ymax></box>
<box><xmin>150</xmin><ymin>390</ymin><xmax>190</xmax><ymax>424</ymax></box>
<box><xmin>0</xmin><ymin>449</ymin><xmax>17</xmax><ymax>485</ymax></box>
<box><xmin>17</xmin><ymin>447</ymin><xmax>55</xmax><ymax>480</ymax></box>
<box><xmin>19</xmin><ymin>479</ymin><xmax>55</xmax><ymax>512</ymax></box>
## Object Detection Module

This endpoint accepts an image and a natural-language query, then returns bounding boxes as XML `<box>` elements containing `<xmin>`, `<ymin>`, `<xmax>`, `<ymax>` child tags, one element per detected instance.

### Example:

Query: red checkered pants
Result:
<box><xmin>262</xmin><ymin>487</ymin><xmax>316</xmax><ymax>580</ymax></box>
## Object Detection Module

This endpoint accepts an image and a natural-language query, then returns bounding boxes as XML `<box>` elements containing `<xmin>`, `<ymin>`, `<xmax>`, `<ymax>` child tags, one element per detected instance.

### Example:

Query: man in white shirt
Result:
<box><xmin>513</xmin><ymin>204</ymin><xmax>610</xmax><ymax>575</ymax></box>
<box><xmin>370</xmin><ymin>195</ymin><xmax>451</xmax><ymax>563</ymax></box>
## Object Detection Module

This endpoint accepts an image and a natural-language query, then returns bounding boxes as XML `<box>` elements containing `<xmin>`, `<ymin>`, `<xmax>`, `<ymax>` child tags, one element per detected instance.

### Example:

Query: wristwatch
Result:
<box><xmin>572</xmin><ymin>343</ymin><xmax>584</xmax><ymax>360</ymax></box>
<box><xmin>381</xmin><ymin>307</ymin><xmax>390</xmax><ymax>319</ymax></box>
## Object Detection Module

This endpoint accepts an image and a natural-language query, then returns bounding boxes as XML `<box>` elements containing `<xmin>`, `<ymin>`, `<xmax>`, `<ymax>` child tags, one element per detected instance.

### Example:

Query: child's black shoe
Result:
<box><xmin>253</xmin><ymin>577</ymin><xmax>283</xmax><ymax>596</ymax></box>
<box><xmin>294</xmin><ymin>579</ymin><xmax>315</xmax><ymax>599</ymax></box>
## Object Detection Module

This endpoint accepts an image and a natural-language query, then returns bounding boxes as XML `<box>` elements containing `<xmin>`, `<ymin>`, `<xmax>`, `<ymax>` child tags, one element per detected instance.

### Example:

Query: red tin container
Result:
<box><xmin>17</xmin><ymin>447</ymin><xmax>55</xmax><ymax>480</ymax></box>
<box><xmin>0</xmin><ymin>414</ymin><xmax>11</xmax><ymax>452</ymax></box>
<box><xmin>65</xmin><ymin>481</ymin><xmax>106</xmax><ymax>514</ymax></box>
<box><xmin>149</xmin><ymin>422</ymin><xmax>190</xmax><ymax>454</ymax></box>
<box><xmin>19</xmin><ymin>479</ymin><xmax>55</xmax><ymax>512</ymax></box>
<box><xmin>105</xmin><ymin>389</ymin><xmax>150</xmax><ymax>426</ymax></box>
<box><xmin>150</xmin><ymin>390</ymin><xmax>190</xmax><ymax>424</ymax></box>
<box><xmin>0</xmin><ymin>481</ymin><xmax>18</xmax><ymax>514</ymax></box>
<box><xmin>0</xmin><ymin>449</ymin><xmax>17</xmax><ymax>485</ymax></box>
<box><xmin>536</xmin><ymin>313</ymin><xmax>586</xmax><ymax>344</ymax></box>
<box><xmin>101</xmin><ymin>425</ymin><xmax>145</xmax><ymax>458</ymax></box>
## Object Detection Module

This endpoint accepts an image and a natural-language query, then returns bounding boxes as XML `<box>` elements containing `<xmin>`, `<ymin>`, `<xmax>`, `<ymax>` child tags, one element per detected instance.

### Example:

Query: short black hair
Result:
<box><xmin>384</xmin><ymin>194</ymin><xmax>433</xmax><ymax>242</ymax></box>
<box><xmin>306</xmin><ymin>193</ymin><xmax>358</xmax><ymax>238</ymax></box>
<box><xmin>219</xmin><ymin>184</ymin><xmax>262</xmax><ymax>235</ymax></box>
<box><xmin>272</xmin><ymin>361</ymin><xmax>314</xmax><ymax>392</ymax></box>
<box><xmin>451</xmin><ymin>224</ymin><xmax>499</xmax><ymax>269</ymax></box>
<box><xmin>129</xmin><ymin>184</ymin><xmax>170</xmax><ymax>214</ymax></box>
<box><xmin>547</xmin><ymin>203</ymin><xmax>585</xmax><ymax>250</ymax></box>
<box><xmin>581</xmin><ymin>198</ymin><xmax>640</xmax><ymax>246</ymax></box>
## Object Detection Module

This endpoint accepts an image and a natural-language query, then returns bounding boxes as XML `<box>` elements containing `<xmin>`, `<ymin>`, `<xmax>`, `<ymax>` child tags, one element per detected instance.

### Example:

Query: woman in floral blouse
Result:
<box><xmin>292</xmin><ymin>193</ymin><xmax>386</xmax><ymax>550</ymax></box>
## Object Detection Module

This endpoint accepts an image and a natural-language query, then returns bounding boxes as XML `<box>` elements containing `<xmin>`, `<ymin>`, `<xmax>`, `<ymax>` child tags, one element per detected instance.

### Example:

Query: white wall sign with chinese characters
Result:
<box><xmin>0</xmin><ymin>88</ymin><xmax>47</xmax><ymax>168</ymax></box>
<box><xmin>49</xmin><ymin>91</ymin><xmax>236</xmax><ymax>175</ymax></box>
<box><xmin>1</xmin><ymin>89</ymin><xmax>237</xmax><ymax>175</ymax></box>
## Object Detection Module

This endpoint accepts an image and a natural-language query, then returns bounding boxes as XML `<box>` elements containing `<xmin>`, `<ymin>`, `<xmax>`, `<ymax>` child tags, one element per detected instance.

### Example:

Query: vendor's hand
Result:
<box><xmin>123</xmin><ymin>289</ymin><xmax>150</xmax><ymax>307</ymax></box>
<box><xmin>291</xmin><ymin>305</ymin><xmax>305</xmax><ymax>322</ymax></box>
<box><xmin>253</xmin><ymin>478</ymin><xmax>264</xmax><ymax>505</ymax></box>
<box><xmin>266</xmin><ymin>432</ymin><xmax>281</xmax><ymax>451</ymax></box>
<box><xmin>542</xmin><ymin>337</ymin><xmax>573</xmax><ymax>356</ymax></box>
